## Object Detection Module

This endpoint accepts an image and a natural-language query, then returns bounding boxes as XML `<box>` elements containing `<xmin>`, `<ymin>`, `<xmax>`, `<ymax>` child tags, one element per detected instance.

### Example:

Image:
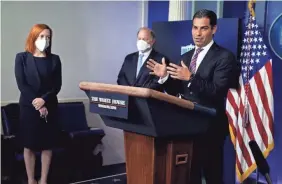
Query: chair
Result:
<box><xmin>1</xmin><ymin>102</ymin><xmax>105</xmax><ymax>183</ymax></box>
<box><xmin>55</xmin><ymin>102</ymin><xmax>105</xmax><ymax>182</ymax></box>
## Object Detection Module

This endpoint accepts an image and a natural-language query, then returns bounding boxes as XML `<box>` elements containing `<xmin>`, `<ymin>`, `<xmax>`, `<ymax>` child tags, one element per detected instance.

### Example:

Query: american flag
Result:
<box><xmin>226</xmin><ymin>15</ymin><xmax>274</xmax><ymax>182</ymax></box>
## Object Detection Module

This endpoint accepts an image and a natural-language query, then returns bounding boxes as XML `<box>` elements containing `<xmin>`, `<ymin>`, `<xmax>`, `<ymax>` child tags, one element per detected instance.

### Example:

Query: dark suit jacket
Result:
<box><xmin>14</xmin><ymin>52</ymin><xmax>62</xmax><ymax>107</ymax></box>
<box><xmin>164</xmin><ymin>42</ymin><xmax>241</xmax><ymax>136</ymax></box>
<box><xmin>117</xmin><ymin>49</ymin><xmax>170</xmax><ymax>91</ymax></box>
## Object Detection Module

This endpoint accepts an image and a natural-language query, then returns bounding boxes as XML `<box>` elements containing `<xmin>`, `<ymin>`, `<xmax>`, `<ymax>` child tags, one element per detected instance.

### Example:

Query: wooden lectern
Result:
<box><xmin>79</xmin><ymin>82</ymin><xmax>216</xmax><ymax>184</ymax></box>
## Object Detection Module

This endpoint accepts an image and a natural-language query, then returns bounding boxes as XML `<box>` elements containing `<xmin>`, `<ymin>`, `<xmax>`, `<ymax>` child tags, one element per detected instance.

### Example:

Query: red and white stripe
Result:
<box><xmin>226</xmin><ymin>59</ymin><xmax>274</xmax><ymax>182</ymax></box>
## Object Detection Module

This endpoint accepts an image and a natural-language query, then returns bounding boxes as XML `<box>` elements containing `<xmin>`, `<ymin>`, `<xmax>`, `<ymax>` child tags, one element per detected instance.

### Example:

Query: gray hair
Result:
<box><xmin>137</xmin><ymin>27</ymin><xmax>156</xmax><ymax>40</ymax></box>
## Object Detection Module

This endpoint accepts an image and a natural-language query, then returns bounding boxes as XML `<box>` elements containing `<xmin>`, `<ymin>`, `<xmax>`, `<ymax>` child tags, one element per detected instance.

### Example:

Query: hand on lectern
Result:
<box><xmin>146</xmin><ymin>57</ymin><xmax>167</xmax><ymax>78</ymax></box>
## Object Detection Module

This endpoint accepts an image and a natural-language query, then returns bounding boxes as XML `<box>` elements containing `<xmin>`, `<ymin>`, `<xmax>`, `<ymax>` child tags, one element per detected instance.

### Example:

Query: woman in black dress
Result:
<box><xmin>14</xmin><ymin>24</ymin><xmax>62</xmax><ymax>184</ymax></box>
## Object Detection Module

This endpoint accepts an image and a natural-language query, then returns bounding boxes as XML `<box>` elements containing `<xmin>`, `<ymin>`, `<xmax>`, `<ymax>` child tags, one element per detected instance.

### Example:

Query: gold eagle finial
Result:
<box><xmin>248</xmin><ymin>0</ymin><xmax>256</xmax><ymax>17</ymax></box>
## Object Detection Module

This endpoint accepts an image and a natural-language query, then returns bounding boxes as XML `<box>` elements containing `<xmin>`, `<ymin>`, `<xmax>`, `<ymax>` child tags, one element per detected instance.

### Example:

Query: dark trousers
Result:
<box><xmin>190</xmin><ymin>132</ymin><xmax>226</xmax><ymax>184</ymax></box>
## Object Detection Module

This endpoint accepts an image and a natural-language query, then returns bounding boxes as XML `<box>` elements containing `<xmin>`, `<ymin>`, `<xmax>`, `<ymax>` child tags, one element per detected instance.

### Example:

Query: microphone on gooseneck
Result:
<box><xmin>248</xmin><ymin>140</ymin><xmax>272</xmax><ymax>184</ymax></box>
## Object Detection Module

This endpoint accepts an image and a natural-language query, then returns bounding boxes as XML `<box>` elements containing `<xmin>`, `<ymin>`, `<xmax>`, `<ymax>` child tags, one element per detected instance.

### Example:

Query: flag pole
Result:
<box><xmin>248</xmin><ymin>1</ymin><xmax>259</xmax><ymax>184</ymax></box>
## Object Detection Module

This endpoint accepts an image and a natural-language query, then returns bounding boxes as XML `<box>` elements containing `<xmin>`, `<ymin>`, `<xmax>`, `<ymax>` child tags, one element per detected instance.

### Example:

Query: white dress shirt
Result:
<box><xmin>192</xmin><ymin>40</ymin><xmax>214</xmax><ymax>73</ymax></box>
<box><xmin>139</xmin><ymin>49</ymin><xmax>152</xmax><ymax>66</ymax></box>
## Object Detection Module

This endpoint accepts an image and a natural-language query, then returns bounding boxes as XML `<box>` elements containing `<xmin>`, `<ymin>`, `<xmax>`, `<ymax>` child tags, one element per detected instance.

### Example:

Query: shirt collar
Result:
<box><xmin>195</xmin><ymin>40</ymin><xmax>214</xmax><ymax>52</ymax></box>
<box><xmin>139</xmin><ymin>48</ymin><xmax>152</xmax><ymax>57</ymax></box>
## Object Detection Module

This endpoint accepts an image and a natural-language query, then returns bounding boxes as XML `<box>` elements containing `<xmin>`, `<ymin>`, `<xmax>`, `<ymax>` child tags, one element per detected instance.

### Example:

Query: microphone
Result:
<box><xmin>249</xmin><ymin>140</ymin><xmax>272</xmax><ymax>184</ymax></box>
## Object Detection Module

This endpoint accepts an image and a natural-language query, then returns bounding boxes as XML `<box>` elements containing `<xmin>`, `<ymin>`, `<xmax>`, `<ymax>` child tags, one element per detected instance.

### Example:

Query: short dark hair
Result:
<box><xmin>193</xmin><ymin>9</ymin><xmax>217</xmax><ymax>28</ymax></box>
<box><xmin>137</xmin><ymin>27</ymin><xmax>156</xmax><ymax>40</ymax></box>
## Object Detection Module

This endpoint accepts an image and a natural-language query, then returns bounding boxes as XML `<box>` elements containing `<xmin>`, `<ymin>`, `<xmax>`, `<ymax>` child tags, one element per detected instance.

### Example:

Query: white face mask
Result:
<box><xmin>137</xmin><ymin>40</ymin><xmax>151</xmax><ymax>52</ymax></box>
<box><xmin>35</xmin><ymin>39</ymin><xmax>49</xmax><ymax>52</ymax></box>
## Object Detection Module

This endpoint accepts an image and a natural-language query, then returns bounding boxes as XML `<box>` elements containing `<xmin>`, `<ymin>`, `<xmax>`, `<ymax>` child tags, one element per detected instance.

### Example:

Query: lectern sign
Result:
<box><xmin>89</xmin><ymin>91</ymin><xmax>128</xmax><ymax>119</ymax></box>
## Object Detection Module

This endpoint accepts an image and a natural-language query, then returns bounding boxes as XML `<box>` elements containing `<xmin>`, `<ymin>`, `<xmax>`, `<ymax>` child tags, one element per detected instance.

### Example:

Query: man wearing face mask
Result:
<box><xmin>14</xmin><ymin>24</ymin><xmax>62</xmax><ymax>184</ymax></box>
<box><xmin>117</xmin><ymin>27</ymin><xmax>170</xmax><ymax>91</ymax></box>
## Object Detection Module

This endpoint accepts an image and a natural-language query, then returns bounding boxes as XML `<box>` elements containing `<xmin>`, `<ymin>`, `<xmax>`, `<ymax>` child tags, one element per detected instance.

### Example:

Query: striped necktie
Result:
<box><xmin>189</xmin><ymin>47</ymin><xmax>203</xmax><ymax>74</ymax></box>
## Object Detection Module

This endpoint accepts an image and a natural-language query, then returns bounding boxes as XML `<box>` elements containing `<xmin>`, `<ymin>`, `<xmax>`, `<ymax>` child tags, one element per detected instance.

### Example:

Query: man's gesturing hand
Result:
<box><xmin>146</xmin><ymin>57</ymin><xmax>167</xmax><ymax>78</ymax></box>
<box><xmin>166</xmin><ymin>61</ymin><xmax>192</xmax><ymax>81</ymax></box>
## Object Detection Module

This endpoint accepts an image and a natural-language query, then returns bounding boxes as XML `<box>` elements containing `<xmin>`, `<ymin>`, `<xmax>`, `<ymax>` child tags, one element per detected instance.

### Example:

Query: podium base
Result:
<box><xmin>124</xmin><ymin>131</ymin><xmax>193</xmax><ymax>184</ymax></box>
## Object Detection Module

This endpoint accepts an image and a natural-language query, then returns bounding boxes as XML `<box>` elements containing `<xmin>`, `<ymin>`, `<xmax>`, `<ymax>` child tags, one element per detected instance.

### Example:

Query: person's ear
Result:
<box><xmin>212</xmin><ymin>25</ymin><xmax>217</xmax><ymax>35</ymax></box>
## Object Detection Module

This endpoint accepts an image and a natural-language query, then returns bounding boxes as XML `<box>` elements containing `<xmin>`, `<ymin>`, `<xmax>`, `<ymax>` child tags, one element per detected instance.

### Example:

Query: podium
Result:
<box><xmin>79</xmin><ymin>82</ymin><xmax>216</xmax><ymax>184</ymax></box>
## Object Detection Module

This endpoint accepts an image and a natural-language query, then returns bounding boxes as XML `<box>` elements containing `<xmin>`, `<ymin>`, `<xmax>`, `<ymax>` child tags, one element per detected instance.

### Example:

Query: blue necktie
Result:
<box><xmin>136</xmin><ymin>53</ymin><xmax>144</xmax><ymax>77</ymax></box>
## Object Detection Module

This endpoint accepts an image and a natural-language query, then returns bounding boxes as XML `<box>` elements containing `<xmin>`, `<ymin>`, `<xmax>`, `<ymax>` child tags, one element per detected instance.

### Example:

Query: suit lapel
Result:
<box><xmin>195</xmin><ymin>43</ymin><xmax>218</xmax><ymax>74</ymax></box>
<box><xmin>128</xmin><ymin>52</ymin><xmax>138</xmax><ymax>84</ymax></box>
<box><xmin>135</xmin><ymin>49</ymin><xmax>155</xmax><ymax>83</ymax></box>
<box><xmin>184</xmin><ymin>49</ymin><xmax>194</xmax><ymax>67</ymax></box>
<box><xmin>26</xmin><ymin>52</ymin><xmax>41</xmax><ymax>91</ymax></box>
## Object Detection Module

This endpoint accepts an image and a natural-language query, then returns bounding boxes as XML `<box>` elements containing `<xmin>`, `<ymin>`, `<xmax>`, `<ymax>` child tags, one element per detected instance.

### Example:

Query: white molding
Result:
<box><xmin>141</xmin><ymin>0</ymin><xmax>148</xmax><ymax>27</ymax></box>
<box><xmin>191</xmin><ymin>0</ymin><xmax>195</xmax><ymax>20</ymax></box>
<box><xmin>216</xmin><ymin>0</ymin><xmax>223</xmax><ymax>18</ymax></box>
<box><xmin>168</xmin><ymin>0</ymin><xmax>189</xmax><ymax>21</ymax></box>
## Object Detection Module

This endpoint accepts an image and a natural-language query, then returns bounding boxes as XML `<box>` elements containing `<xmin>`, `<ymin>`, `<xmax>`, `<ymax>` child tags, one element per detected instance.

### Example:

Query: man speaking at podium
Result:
<box><xmin>147</xmin><ymin>9</ymin><xmax>240</xmax><ymax>184</ymax></box>
<box><xmin>117</xmin><ymin>27</ymin><xmax>170</xmax><ymax>91</ymax></box>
